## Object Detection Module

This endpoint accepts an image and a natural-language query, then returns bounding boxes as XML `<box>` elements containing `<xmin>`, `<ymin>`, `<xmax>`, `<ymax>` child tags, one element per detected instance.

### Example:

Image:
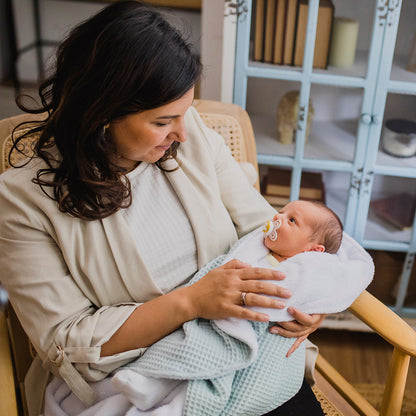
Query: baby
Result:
<box><xmin>238</xmin><ymin>199</ymin><xmax>347</xmax><ymax>321</ymax></box>
<box><xmin>262</xmin><ymin>199</ymin><xmax>343</xmax><ymax>264</ymax></box>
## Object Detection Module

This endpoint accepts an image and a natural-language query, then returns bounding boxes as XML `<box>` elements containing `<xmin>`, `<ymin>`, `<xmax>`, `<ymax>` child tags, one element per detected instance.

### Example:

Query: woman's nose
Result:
<box><xmin>170</xmin><ymin>119</ymin><xmax>187</xmax><ymax>143</ymax></box>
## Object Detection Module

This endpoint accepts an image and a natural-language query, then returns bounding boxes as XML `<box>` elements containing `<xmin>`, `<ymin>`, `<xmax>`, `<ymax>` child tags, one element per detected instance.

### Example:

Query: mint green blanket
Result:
<box><xmin>115</xmin><ymin>254</ymin><xmax>305</xmax><ymax>415</ymax></box>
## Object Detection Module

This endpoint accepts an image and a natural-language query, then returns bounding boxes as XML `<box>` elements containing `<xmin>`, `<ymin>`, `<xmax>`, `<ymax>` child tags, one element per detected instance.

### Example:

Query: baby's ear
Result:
<box><xmin>310</xmin><ymin>244</ymin><xmax>325</xmax><ymax>253</ymax></box>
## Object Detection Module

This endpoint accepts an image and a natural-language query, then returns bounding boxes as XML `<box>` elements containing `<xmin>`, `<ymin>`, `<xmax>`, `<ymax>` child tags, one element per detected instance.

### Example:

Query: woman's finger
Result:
<box><xmin>219</xmin><ymin>259</ymin><xmax>252</xmax><ymax>270</ymax></box>
<box><xmin>239</xmin><ymin>292</ymin><xmax>287</xmax><ymax>310</ymax></box>
<box><xmin>286</xmin><ymin>335</ymin><xmax>308</xmax><ymax>357</ymax></box>
<box><xmin>270</xmin><ymin>310</ymin><xmax>326</xmax><ymax>338</ymax></box>
<box><xmin>275</xmin><ymin>320</ymin><xmax>307</xmax><ymax>332</ymax></box>
<box><xmin>239</xmin><ymin>266</ymin><xmax>286</xmax><ymax>282</ymax></box>
<box><xmin>269</xmin><ymin>324</ymin><xmax>309</xmax><ymax>338</ymax></box>
<box><xmin>286</xmin><ymin>307</ymin><xmax>324</xmax><ymax>326</ymax></box>
<box><xmin>228</xmin><ymin>304</ymin><xmax>270</xmax><ymax>322</ymax></box>
<box><xmin>240</xmin><ymin>280</ymin><xmax>292</xmax><ymax>300</ymax></box>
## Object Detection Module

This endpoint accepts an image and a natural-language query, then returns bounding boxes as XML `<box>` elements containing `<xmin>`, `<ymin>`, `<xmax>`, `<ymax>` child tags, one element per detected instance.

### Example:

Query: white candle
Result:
<box><xmin>328</xmin><ymin>18</ymin><xmax>359</xmax><ymax>68</ymax></box>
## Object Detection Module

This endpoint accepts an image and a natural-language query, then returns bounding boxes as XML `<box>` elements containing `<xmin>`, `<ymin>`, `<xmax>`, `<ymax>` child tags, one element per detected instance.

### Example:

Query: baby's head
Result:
<box><xmin>263</xmin><ymin>200</ymin><xmax>343</xmax><ymax>261</ymax></box>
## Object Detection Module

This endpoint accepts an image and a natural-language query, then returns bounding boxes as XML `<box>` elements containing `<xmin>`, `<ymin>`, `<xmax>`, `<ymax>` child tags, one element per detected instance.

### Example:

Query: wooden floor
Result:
<box><xmin>309</xmin><ymin>329</ymin><xmax>416</xmax><ymax>391</ymax></box>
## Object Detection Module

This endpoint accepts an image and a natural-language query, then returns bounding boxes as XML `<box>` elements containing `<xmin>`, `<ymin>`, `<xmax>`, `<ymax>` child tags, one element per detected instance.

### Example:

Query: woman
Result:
<box><xmin>0</xmin><ymin>2</ymin><xmax>333</xmax><ymax>414</ymax></box>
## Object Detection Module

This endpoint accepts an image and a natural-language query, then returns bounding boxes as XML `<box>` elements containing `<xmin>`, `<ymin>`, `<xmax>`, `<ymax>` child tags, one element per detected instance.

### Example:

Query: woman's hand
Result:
<box><xmin>269</xmin><ymin>308</ymin><xmax>326</xmax><ymax>357</ymax></box>
<box><xmin>185</xmin><ymin>259</ymin><xmax>291</xmax><ymax>322</ymax></box>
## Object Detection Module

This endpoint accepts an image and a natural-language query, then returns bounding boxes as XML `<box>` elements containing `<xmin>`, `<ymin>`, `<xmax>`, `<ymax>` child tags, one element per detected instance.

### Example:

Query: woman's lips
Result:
<box><xmin>156</xmin><ymin>144</ymin><xmax>172</xmax><ymax>151</ymax></box>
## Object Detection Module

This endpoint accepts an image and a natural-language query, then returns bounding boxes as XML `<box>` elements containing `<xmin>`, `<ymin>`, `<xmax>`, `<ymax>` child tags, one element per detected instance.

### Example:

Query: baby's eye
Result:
<box><xmin>289</xmin><ymin>217</ymin><xmax>296</xmax><ymax>223</ymax></box>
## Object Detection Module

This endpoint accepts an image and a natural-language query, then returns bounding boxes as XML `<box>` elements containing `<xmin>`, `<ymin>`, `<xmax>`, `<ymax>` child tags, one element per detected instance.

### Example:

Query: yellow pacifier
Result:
<box><xmin>263</xmin><ymin>221</ymin><xmax>274</xmax><ymax>237</ymax></box>
<box><xmin>263</xmin><ymin>219</ymin><xmax>281</xmax><ymax>241</ymax></box>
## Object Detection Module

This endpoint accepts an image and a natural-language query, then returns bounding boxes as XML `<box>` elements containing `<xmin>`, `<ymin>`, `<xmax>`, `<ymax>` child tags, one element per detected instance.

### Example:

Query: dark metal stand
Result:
<box><xmin>5</xmin><ymin>0</ymin><xmax>56</xmax><ymax>94</ymax></box>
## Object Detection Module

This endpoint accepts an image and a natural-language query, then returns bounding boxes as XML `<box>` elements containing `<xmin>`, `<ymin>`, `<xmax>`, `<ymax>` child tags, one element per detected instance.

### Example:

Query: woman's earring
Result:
<box><xmin>103</xmin><ymin>123</ymin><xmax>110</xmax><ymax>134</ymax></box>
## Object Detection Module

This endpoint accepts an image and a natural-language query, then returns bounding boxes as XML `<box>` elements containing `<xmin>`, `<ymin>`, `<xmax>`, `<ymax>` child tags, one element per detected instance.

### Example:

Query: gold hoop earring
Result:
<box><xmin>104</xmin><ymin>123</ymin><xmax>110</xmax><ymax>132</ymax></box>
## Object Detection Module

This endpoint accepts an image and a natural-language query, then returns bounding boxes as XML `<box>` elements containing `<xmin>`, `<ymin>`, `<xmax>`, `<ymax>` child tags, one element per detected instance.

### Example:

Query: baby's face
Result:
<box><xmin>264</xmin><ymin>200</ymin><xmax>323</xmax><ymax>259</ymax></box>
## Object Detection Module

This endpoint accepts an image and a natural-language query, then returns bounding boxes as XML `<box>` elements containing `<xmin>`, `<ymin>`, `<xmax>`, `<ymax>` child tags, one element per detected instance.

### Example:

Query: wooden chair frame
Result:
<box><xmin>1</xmin><ymin>100</ymin><xmax>416</xmax><ymax>416</ymax></box>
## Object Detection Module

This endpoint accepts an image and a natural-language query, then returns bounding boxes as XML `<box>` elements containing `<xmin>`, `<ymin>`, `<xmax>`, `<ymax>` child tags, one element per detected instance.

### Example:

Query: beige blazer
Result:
<box><xmin>0</xmin><ymin>107</ymin><xmax>276</xmax><ymax>410</ymax></box>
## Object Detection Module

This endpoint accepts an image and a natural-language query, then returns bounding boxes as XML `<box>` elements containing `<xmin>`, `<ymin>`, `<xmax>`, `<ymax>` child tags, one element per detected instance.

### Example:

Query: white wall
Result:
<box><xmin>200</xmin><ymin>0</ymin><xmax>237</xmax><ymax>103</ymax></box>
<box><xmin>11</xmin><ymin>0</ymin><xmax>202</xmax><ymax>83</ymax></box>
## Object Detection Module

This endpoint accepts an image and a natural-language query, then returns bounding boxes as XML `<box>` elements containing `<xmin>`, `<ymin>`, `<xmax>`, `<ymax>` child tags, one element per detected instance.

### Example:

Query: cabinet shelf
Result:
<box><xmin>389</xmin><ymin>55</ymin><xmax>416</xmax><ymax>92</ymax></box>
<box><xmin>253</xmin><ymin>116</ymin><xmax>357</xmax><ymax>166</ymax></box>
<box><xmin>375</xmin><ymin>151</ymin><xmax>416</xmax><ymax>174</ymax></box>
<box><xmin>252</xmin><ymin>112</ymin><xmax>416</xmax><ymax>177</ymax></box>
<box><xmin>247</xmin><ymin>52</ymin><xmax>416</xmax><ymax>92</ymax></box>
<box><xmin>246</xmin><ymin>51</ymin><xmax>370</xmax><ymax>88</ymax></box>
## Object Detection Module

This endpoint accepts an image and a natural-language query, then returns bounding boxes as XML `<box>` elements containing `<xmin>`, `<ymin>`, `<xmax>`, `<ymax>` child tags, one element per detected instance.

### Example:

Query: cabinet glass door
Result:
<box><xmin>355</xmin><ymin>0</ymin><xmax>415</xmax><ymax>248</ymax></box>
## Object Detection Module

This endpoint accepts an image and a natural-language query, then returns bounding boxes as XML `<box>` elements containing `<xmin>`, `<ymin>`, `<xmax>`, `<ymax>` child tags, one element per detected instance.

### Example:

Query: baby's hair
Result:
<box><xmin>308</xmin><ymin>201</ymin><xmax>343</xmax><ymax>254</ymax></box>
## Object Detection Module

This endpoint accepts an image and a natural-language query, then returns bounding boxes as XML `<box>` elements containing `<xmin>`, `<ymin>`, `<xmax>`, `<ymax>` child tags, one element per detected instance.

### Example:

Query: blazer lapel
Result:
<box><xmin>102</xmin><ymin>211</ymin><xmax>163</xmax><ymax>302</ymax></box>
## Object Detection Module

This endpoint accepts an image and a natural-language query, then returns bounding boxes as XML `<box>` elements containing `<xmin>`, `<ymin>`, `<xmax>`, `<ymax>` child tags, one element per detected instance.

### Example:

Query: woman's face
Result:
<box><xmin>107</xmin><ymin>87</ymin><xmax>194</xmax><ymax>169</ymax></box>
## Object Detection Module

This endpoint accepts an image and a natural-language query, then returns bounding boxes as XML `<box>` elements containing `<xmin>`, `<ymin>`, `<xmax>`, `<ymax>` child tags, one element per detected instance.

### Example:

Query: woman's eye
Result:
<box><xmin>155</xmin><ymin>122</ymin><xmax>169</xmax><ymax>127</ymax></box>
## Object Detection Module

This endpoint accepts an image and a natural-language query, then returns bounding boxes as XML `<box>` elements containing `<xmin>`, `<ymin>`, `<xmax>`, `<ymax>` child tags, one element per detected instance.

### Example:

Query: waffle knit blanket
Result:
<box><xmin>112</xmin><ymin>229</ymin><xmax>374</xmax><ymax>415</ymax></box>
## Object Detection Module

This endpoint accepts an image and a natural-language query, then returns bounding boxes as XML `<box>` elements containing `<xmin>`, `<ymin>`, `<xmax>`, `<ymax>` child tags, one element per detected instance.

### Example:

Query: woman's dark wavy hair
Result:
<box><xmin>10</xmin><ymin>0</ymin><xmax>202</xmax><ymax>220</ymax></box>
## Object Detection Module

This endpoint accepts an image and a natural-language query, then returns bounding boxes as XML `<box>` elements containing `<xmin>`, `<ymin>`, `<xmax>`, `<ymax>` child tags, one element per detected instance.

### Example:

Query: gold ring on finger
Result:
<box><xmin>240</xmin><ymin>291</ymin><xmax>248</xmax><ymax>306</ymax></box>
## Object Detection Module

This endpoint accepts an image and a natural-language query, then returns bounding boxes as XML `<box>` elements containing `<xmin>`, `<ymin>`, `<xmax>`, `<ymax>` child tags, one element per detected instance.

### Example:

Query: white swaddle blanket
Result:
<box><xmin>229</xmin><ymin>228</ymin><xmax>374</xmax><ymax>321</ymax></box>
<box><xmin>45</xmin><ymin>229</ymin><xmax>374</xmax><ymax>416</ymax></box>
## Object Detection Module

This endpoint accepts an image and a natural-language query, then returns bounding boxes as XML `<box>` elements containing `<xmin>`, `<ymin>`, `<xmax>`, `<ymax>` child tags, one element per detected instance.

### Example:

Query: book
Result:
<box><xmin>264</xmin><ymin>0</ymin><xmax>277</xmax><ymax>62</ymax></box>
<box><xmin>262</xmin><ymin>167</ymin><xmax>325</xmax><ymax>202</ymax></box>
<box><xmin>263</xmin><ymin>193</ymin><xmax>325</xmax><ymax>211</ymax></box>
<box><xmin>264</xmin><ymin>194</ymin><xmax>290</xmax><ymax>206</ymax></box>
<box><xmin>272</xmin><ymin>0</ymin><xmax>287</xmax><ymax>64</ymax></box>
<box><xmin>282</xmin><ymin>0</ymin><xmax>298</xmax><ymax>65</ymax></box>
<box><xmin>293</xmin><ymin>0</ymin><xmax>334</xmax><ymax>69</ymax></box>
<box><xmin>254</xmin><ymin>0</ymin><xmax>266</xmax><ymax>61</ymax></box>
<box><xmin>370</xmin><ymin>193</ymin><xmax>416</xmax><ymax>231</ymax></box>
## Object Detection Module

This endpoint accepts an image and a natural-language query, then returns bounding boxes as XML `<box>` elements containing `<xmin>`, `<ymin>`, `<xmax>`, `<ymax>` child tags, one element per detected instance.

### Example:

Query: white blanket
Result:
<box><xmin>45</xmin><ymin>230</ymin><xmax>374</xmax><ymax>416</ymax></box>
<box><xmin>229</xmin><ymin>228</ymin><xmax>374</xmax><ymax>321</ymax></box>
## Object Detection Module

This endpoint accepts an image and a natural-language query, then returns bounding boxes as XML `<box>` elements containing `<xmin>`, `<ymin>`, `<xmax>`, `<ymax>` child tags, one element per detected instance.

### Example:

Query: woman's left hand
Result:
<box><xmin>269</xmin><ymin>307</ymin><xmax>326</xmax><ymax>357</ymax></box>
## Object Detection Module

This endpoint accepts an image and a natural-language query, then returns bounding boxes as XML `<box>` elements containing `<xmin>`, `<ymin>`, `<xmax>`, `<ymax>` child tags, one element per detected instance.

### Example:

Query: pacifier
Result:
<box><xmin>262</xmin><ymin>219</ymin><xmax>281</xmax><ymax>241</ymax></box>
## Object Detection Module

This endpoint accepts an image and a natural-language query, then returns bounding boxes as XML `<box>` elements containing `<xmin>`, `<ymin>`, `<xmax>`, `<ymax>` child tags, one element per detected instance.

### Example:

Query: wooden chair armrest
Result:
<box><xmin>0</xmin><ymin>311</ymin><xmax>19</xmax><ymax>416</ymax></box>
<box><xmin>348</xmin><ymin>290</ymin><xmax>416</xmax><ymax>356</ymax></box>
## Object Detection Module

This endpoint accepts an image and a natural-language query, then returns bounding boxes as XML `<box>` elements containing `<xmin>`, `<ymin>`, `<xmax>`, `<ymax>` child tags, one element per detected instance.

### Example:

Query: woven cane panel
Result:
<box><xmin>312</xmin><ymin>385</ymin><xmax>343</xmax><ymax>416</ymax></box>
<box><xmin>2</xmin><ymin>129</ymin><xmax>36</xmax><ymax>172</ymax></box>
<box><xmin>199</xmin><ymin>113</ymin><xmax>247</xmax><ymax>162</ymax></box>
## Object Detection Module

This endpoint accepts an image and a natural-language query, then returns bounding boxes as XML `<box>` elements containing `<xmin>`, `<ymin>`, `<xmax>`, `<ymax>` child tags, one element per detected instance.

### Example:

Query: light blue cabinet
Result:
<box><xmin>233</xmin><ymin>0</ymin><xmax>416</xmax><ymax>318</ymax></box>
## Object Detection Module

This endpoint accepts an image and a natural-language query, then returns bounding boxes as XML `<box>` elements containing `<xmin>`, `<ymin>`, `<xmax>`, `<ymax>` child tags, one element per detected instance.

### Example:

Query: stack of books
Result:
<box><xmin>261</xmin><ymin>167</ymin><xmax>326</xmax><ymax>210</ymax></box>
<box><xmin>253</xmin><ymin>0</ymin><xmax>334</xmax><ymax>69</ymax></box>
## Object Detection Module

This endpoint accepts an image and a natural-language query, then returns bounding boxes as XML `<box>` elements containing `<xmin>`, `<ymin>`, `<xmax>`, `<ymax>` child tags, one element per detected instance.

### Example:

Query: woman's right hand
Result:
<box><xmin>185</xmin><ymin>259</ymin><xmax>291</xmax><ymax>322</ymax></box>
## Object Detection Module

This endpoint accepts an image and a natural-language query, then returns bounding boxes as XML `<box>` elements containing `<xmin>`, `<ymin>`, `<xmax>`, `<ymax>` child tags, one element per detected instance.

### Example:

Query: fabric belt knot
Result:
<box><xmin>46</xmin><ymin>343</ymin><xmax>97</xmax><ymax>407</ymax></box>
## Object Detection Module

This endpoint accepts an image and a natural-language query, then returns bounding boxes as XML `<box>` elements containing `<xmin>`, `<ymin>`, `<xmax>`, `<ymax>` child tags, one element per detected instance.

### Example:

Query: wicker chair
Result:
<box><xmin>1</xmin><ymin>100</ymin><xmax>416</xmax><ymax>416</ymax></box>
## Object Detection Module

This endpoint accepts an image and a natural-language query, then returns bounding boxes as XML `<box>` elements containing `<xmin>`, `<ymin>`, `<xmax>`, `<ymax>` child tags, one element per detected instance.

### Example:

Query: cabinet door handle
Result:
<box><xmin>372</xmin><ymin>115</ymin><xmax>383</xmax><ymax>125</ymax></box>
<box><xmin>360</xmin><ymin>114</ymin><xmax>372</xmax><ymax>124</ymax></box>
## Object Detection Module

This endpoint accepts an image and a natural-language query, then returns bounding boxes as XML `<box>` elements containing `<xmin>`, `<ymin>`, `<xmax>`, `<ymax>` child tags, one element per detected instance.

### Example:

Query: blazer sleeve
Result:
<box><xmin>187</xmin><ymin>107</ymin><xmax>276</xmax><ymax>238</ymax></box>
<box><xmin>0</xmin><ymin>166</ymin><xmax>148</xmax><ymax>404</ymax></box>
